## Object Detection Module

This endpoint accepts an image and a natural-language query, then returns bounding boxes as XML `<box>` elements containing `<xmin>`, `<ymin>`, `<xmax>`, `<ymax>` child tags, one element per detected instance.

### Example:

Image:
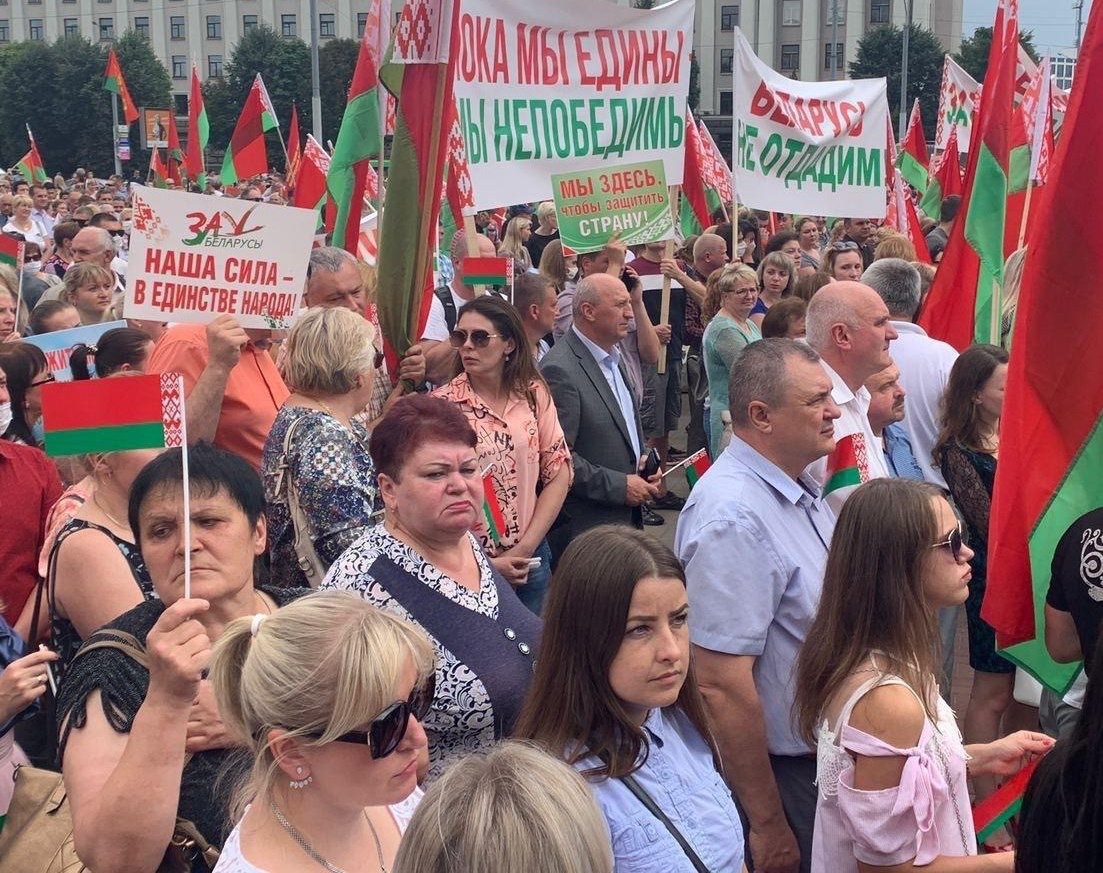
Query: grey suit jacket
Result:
<box><xmin>540</xmin><ymin>329</ymin><xmax>644</xmax><ymax>547</ymax></box>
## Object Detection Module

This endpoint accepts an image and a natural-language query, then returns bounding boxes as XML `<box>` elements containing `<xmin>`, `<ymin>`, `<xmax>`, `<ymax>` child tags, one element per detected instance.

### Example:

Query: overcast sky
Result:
<box><xmin>964</xmin><ymin>0</ymin><xmax>1093</xmax><ymax>54</ymax></box>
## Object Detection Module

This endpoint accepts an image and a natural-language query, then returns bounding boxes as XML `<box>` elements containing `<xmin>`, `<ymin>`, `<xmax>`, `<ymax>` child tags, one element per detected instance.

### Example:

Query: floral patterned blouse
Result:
<box><xmin>433</xmin><ymin>374</ymin><xmax>571</xmax><ymax>556</ymax></box>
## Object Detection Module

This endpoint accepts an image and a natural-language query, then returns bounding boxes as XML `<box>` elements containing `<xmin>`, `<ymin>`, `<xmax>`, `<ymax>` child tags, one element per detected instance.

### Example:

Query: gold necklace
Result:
<box><xmin>92</xmin><ymin>491</ymin><xmax>127</xmax><ymax>530</ymax></box>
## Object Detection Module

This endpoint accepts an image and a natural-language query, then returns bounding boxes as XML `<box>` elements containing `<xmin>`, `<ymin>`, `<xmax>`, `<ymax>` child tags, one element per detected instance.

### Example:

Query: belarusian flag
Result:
<box><xmin>683</xmin><ymin>449</ymin><xmax>711</xmax><ymax>489</ymax></box>
<box><xmin>185</xmin><ymin>64</ymin><xmax>209</xmax><ymax>189</ymax></box>
<box><xmin>376</xmin><ymin>0</ymin><xmax>460</xmax><ymax>355</ymax></box>
<box><xmin>698</xmin><ymin>119</ymin><xmax>733</xmax><ymax>214</ymax></box>
<box><xmin>917</xmin><ymin>0</ymin><xmax>1018</xmax><ymax>350</ymax></box>
<box><xmin>328</xmin><ymin>0</ymin><xmax>384</xmax><ymax>254</ymax></box>
<box><xmin>823</xmin><ymin>433</ymin><xmax>869</xmax><ymax>495</ymax></box>
<box><xmin>886</xmin><ymin>171</ymin><xmax>932</xmax><ymax>263</ymax></box>
<box><xmin>286</xmin><ymin>103</ymin><xmax>303</xmax><ymax>190</ymax></box>
<box><xmin>481</xmin><ymin>472</ymin><xmax>506</xmax><ymax>546</ymax></box>
<box><xmin>972</xmin><ymin>758</ymin><xmax>1039</xmax><ymax>843</ymax></box>
<box><xmin>16</xmin><ymin>127</ymin><xmax>47</xmax><ymax>184</ymax></box>
<box><xmin>934</xmin><ymin>56</ymin><xmax>981</xmax><ymax>153</ymax></box>
<box><xmin>919</xmin><ymin>126</ymin><xmax>963</xmax><ymax>220</ymax></box>
<box><xmin>41</xmin><ymin>373</ymin><xmax>183</xmax><ymax>456</ymax></box>
<box><xmin>103</xmin><ymin>48</ymin><xmax>139</xmax><ymax>125</ymax></box>
<box><xmin>220</xmin><ymin>74</ymin><xmax>279</xmax><ymax>186</ymax></box>
<box><xmin>983</xmin><ymin>0</ymin><xmax>1103</xmax><ymax>694</ymax></box>
<box><xmin>150</xmin><ymin>148</ymin><xmax>169</xmax><ymax>188</ymax></box>
<box><xmin>680</xmin><ymin>108</ymin><xmax>711</xmax><ymax>237</ymax></box>
<box><xmin>897</xmin><ymin>99</ymin><xmax>929</xmax><ymax>195</ymax></box>
<box><xmin>1025</xmin><ymin>57</ymin><xmax>1054</xmax><ymax>188</ymax></box>
<box><xmin>292</xmin><ymin>135</ymin><xmax>331</xmax><ymax>215</ymax></box>
<box><xmin>463</xmin><ymin>256</ymin><xmax>511</xmax><ymax>286</ymax></box>
<box><xmin>443</xmin><ymin>95</ymin><xmax>476</xmax><ymax>235</ymax></box>
<box><xmin>0</xmin><ymin>235</ymin><xmax>25</xmax><ymax>272</ymax></box>
<box><xmin>165</xmin><ymin>113</ymin><xmax>184</xmax><ymax>186</ymax></box>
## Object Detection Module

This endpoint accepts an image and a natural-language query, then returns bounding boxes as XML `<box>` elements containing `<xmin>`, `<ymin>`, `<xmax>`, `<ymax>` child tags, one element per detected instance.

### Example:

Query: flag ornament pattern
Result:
<box><xmin>683</xmin><ymin>449</ymin><xmax>711</xmax><ymax>489</ymax></box>
<box><xmin>823</xmin><ymin>433</ymin><xmax>870</xmax><ymax>495</ymax></box>
<box><xmin>481</xmin><ymin>472</ymin><xmax>506</xmax><ymax>546</ymax></box>
<box><xmin>0</xmin><ymin>235</ymin><xmax>25</xmax><ymax>273</ymax></box>
<box><xmin>103</xmin><ymin>48</ymin><xmax>139</xmax><ymax>125</ymax></box>
<box><xmin>41</xmin><ymin>373</ymin><xmax>183</xmax><ymax>457</ymax></box>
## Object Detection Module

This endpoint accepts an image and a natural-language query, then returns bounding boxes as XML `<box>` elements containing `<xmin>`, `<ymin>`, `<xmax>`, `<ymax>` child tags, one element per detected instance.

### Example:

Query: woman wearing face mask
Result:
<box><xmin>0</xmin><ymin>342</ymin><xmax>50</xmax><ymax>446</ymax></box>
<box><xmin>209</xmin><ymin>591</ymin><xmax>435</xmax><ymax>872</ymax></box>
<box><xmin>515</xmin><ymin>526</ymin><xmax>746</xmax><ymax>872</ymax></box>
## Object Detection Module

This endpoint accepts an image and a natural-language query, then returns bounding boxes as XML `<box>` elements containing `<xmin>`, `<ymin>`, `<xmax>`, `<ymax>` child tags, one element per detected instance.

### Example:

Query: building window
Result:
<box><xmin>29</xmin><ymin>19</ymin><xmax>44</xmax><ymax>40</ymax></box>
<box><xmin>357</xmin><ymin>12</ymin><xmax>368</xmax><ymax>37</ymax></box>
<box><xmin>319</xmin><ymin>12</ymin><xmax>335</xmax><ymax>37</ymax></box>
<box><xmin>170</xmin><ymin>16</ymin><xmax>185</xmax><ymax>39</ymax></box>
<box><xmin>64</xmin><ymin>17</ymin><xmax>79</xmax><ymax>36</ymax></box>
<box><xmin>134</xmin><ymin>16</ymin><xmax>149</xmax><ymax>37</ymax></box>
<box><xmin>208</xmin><ymin>54</ymin><xmax>223</xmax><ymax>78</ymax></box>
<box><xmin>206</xmin><ymin>15</ymin><xmax>222</xmax><ymax>39</ymax></box>
<box><xmin>0</xmin><ymin>21</ymin><xmax>8</xmax><ymax>42</ymax></box>
<box><xmin>824</xmin><ymin>42</ymin><xmax>844</xmax><ymax>69</ymax></box>
<box><xmin>29</xmin><ymin>0</ymin><xmax>41</xmax><ymax>5</ymax></box>
<box><xmin>172</xmin><ymin>55</ymin><xmax>187</xmax><ymax>79</ymax></box>
<box><xmin>825</xmin><ymin>0</ymin><xmax>846</xmax><ymax>24</ymax></box>
<box><xmin>782</xmin><ymin>0</ymin><xmax>801</xmax><ymax>25</ymax></box>
<box><xmin>720</xmin><ymin>48</ymin><xmax>734</xmax><ymax>74</ymax></box>
<box><xmin>870</xmin><ymin>0</ymin><xmax>889</xmax><ymax>23</ymax></box>
<box><xmin>243</xmin><ymin>14</ymin><xmax>258</xmax><ymax>33</ymax></box>
<box><xmin>721</xmin><ymin>5</ymin><xmax>740</xmax><ymax>30</ymax></box>
<box><xmin>720</xmin><ymin>91</ymin><xmax>733</xmax><ymax>114</ymax></box>
<box><xmin>99</xmin><ymin>17</ymin><xmax>114</xmax><ymax>41</ymax></box>
<box><xmin>780</xmin><ymin>44</ymin><xmax>800</xmax><ymax>70</ymax></box>
<box><xmin>281</xmin><ymin>14</ymin><xmax>297</xmax><ymax>37</ymax></box>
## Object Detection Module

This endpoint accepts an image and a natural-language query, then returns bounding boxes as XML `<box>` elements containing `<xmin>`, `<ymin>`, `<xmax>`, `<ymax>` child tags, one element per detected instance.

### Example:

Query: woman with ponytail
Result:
<box><xmin>210</xmin><ymin>590</ymin><xmax>435</xmax><ymax>872</ymax></box>
<box><xmin>69</xmin><ymin>326</ymin><xmax>153</xmax><ymax>380</ymax></box>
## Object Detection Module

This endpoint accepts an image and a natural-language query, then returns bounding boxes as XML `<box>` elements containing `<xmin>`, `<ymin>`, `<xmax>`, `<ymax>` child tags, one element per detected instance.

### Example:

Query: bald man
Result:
<box><xmin>804</xmin><ymin>281</ymin><xmax>898</xmax><ymax>512</ymax></box>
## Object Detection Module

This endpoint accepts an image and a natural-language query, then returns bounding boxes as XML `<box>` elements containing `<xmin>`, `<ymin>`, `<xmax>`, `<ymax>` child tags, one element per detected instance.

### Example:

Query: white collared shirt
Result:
<box><xmin>572</xmin><ymin>325</ymin><xmax>641</xmax><ymax>461</ymax></box>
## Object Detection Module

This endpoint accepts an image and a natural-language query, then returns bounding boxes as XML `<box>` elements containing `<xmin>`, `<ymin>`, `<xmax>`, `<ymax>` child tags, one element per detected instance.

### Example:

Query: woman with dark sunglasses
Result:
<box><xmin>795</xmin><ymin>479</ymin><xmax>1052</xmax><ymax>872</ymax></box>
<box><xmin>432</xmin><ymin>294</ymin><xmax>571</xmax><ymax>615</ymax></box>
<box><xmin>208</xmin><ymin>590</ymin><xmax>435</xmax><ymax>873</ymax></box>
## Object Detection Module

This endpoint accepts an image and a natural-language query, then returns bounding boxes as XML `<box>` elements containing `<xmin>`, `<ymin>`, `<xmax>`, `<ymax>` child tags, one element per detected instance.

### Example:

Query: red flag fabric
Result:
<box><xmin>103</xmin><ymin>48</ymin><xmax>139</xmax><ymax>125</ymax></box>
<box><xmin>444</xmin><ymin>96</ymin><xmax>476</xmax><ymax>231</ymax></box>
<box><xmin>220</xmin><ymin>75</ymin><xmax>279</xmax><ymax>186</ymax></box>
<box><xmin>680</xmin><ymin>108</ymin><xmax>711</xmax><ymax>236</ymax></box>
<box><xmin>935</xmin><ymin>127</ymin><xmax>964</xmax><ymax>200</ymax></box>
<box><xmin>184</xmin><ymin>64</ymin><xmax>209</xmax><ymax>188</ymax></box>
<box><xmin>982</xmin><ymin>0</ymin><xmax>1103</xmax><ymax>692</ymax></box>
<box><xmin>292</xmin><ymin>135</ymin><xmax>331</xmax><ymax>212</ymax></box>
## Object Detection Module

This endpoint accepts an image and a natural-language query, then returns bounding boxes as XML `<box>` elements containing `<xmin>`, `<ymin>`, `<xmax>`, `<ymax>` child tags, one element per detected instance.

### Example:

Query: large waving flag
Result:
<box><xmin>698</xmin><ymin>119</ymin><xmax>733</xmax><ymax>216</ymax></box>
<box><xmin>680</xmin><ymin>109</ymin><xmax>712</xmax><ymax>237</ymax></box>
<box><xmin>292</xmin><ymin>135</ymin><xmax>331</xmax><ymax>215</ymax></box>
<box><xmin>897</xmin><ymin>99</ymin><xmax>929</xmax><ymax>195</ymax></box>
<box><xmin>328</xmin><ymin>0</ymin><xmax>385</xmax><ymax>254</ymax></box>
<box><xmin>103</xmin><ymin>48</ymin><xmax>139</xmax><ymax>125</ymax></box>
<box><xmin>286</xmin><ymin>103</ymin><xmax>303</xmax><ymax>189</ymax></box>
<box><xmin>375</xmin><ymin>0</ymin><xmax>460</xmax><ymax>355</ymax></box>
<box><xmin>442</xmin><ymin>95</ymin><xmax>476</xmax><ymax>241</ymax></box>
<box><xmin>16</xmin><ymin>126</ymin><xmax>47</xmax><ymax>184</ymax></box>
<box><xmin>220</xmin><ymin>74</ymin><xmax>279</xmax><ymax>186</ymax></box>
<box><xmin>918</xmin><ymin>0</ymin><xmax>1018</xmax><ymax>350</ymax></box>
<box><xmin>983</xmin><ymin>0</ymin><xmax>1103</xmax><ymax>694</ymax></box>
<box><xmin>185</xmin><ymin>64</ymin><xmax>209</xmax><ymax>189</ymax></box>
<box><xmin>919</xmin><ymin>126</ymin><xmax>963</xmax><ymax>220</ymax></box>
<box><xmin>934</xmin><ymin>56</ymin><xmax>981</xmax><ymax>152</ymax></box>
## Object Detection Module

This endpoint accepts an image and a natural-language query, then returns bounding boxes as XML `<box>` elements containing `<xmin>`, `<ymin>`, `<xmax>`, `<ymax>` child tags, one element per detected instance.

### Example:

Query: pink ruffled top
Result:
<box><xmin>811</xmin><ymin>665</ymin><xmax>977</xmax><ymax>871</ymax></box>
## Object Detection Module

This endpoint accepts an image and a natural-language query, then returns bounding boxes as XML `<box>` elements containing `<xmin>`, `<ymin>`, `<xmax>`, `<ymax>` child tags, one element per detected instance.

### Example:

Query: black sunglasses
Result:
<box><xmin>929</xmin><ymin>523</ymin><xmax>969</xmax><ymax>562</ymax></box>
<box><xmin>324</xmin><ymin>673</ymin><xmax>435</xmax><ymax>759</ymax></box>
<box><xmin>30</xmin><ymin>373</ymin><xmax>56</xmax><ymax>388</ymax></box>
<box><xmin>448</xmin><ymin>328</ymin><xmax>501</xmax><ymax>349</ymax></box>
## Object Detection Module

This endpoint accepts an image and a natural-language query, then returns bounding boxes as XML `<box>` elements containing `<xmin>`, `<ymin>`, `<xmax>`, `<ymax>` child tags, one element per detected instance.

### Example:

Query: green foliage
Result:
<box><xmin>849</xmin><ymin>24</ymin><xmax>945</xmax><ymax>141</ymax></box>
<box><xmin>689</xmin><ymin>52</ymin><xmax>700</xmax><ymax>113</ymax></box>
<box><xmin>954</xmin><ymin>27</ymin><xmax>1039</xmax><ymax>83</ymax></box>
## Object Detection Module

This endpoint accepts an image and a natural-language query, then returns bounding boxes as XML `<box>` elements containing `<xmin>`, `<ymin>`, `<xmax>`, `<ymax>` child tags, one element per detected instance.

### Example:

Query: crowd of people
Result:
<box><xmin>0</xmin><ymin>165</ymin><xmax>1097</xmax><ymax>873</ymax></box>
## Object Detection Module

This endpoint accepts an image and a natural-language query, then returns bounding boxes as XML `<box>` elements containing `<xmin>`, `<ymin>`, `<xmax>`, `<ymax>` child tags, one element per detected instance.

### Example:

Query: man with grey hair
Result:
<box><xmin>676</xmin><ymin>338</ymin><xmax>840</xmax><ymax>873</ymax></box>
<box><xmin>303</xmin><ymin>245</ymin><xmax>425</xmax><ymax>422</ymax></box>
<box><xmin>861</xmin><ymin>258</ymin><xmax>958</xmax><ymax>489</ymax></box>
<box><xmin>804</xmin><ymin>280</ymin><xmax>897</xmax><ymax>513</ymax></box>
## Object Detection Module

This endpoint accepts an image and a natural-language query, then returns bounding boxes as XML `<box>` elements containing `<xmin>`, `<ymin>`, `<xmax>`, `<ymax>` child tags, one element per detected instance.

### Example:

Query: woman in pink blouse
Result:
<box><xmin>433</xmin><ymin>295</ymin><xmax>571</xmax><ymax>615</ymax></box>
<box><xmin>795</xmin><ymin>479</ymin><xmax>1052</xmax><ymax>873</ymax></box>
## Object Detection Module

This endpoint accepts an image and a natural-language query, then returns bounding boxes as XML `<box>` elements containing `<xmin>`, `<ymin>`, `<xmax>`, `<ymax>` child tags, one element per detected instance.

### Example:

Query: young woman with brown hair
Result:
<box><xmin>515</xmin><ymin>525</ymin><xmax>745</xmax><ymax>872</ymax></box>
<box><xmin>795</xmin><ymin>478</ymin><xmax>1052</xmax><ymax>872</ymax></box>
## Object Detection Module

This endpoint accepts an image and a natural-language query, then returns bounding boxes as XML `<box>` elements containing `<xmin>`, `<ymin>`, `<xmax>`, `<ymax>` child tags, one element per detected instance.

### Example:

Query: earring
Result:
<box><xmin>289</xmin><ymin>766</ymin><xmax>313</xmax><ymax>790</ymax></box>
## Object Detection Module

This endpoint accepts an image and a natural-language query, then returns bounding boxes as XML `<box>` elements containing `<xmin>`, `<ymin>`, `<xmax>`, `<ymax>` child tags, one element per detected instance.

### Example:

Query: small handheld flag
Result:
<box><xmin>481</xmin><ymin>472</ymin><xmax>506</xmax><ymax>546</ymax></box>
<box><xmin>683</xmin><ymin>449</ymin><xmax>711</xmax><ymax>489</ymax></box>
<box><xmin>823</xmin><ymin>433</ymin><xmax>868</xmax><ymax>495</ymax></box>
<box><xmin>463</xmin><ymin>256</ymin><xmax>513</xmax><ymax>287</ymax></box>
<box><xmin>972</xmin><ymin>758</ymin><xmax>1039</xmax><ymax>843</ymax></box>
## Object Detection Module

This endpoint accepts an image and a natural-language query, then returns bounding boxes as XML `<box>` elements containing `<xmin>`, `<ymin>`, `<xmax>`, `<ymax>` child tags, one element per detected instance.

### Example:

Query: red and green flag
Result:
<box><xmin>103</xmin><ymin>48</ymin><xmax>139</xmax><ymax>125</ymax></box>
<box><xmin>462</xmin><ymin>256</ymin><xmax>511</xmax><ymax>286</ymax></box>
<box><xmin>292</xmin><ymin>135</ymin><xmax>331</xmax><ymax>217</ymax></box>
<box><xmin>972</xmin><ymin>759</ymin><xmax>1039</xmax><ymax>843</ymax></box>
<box><xmin>185</xmin><ymin>64</ymin><xmax>209</xmax><ymax>189</ymax></box>
<box><xmin>983</xmin><ymin>1</ymin><xmax>1103</xmax><ymax>695</ymax></box>
<box><xmin>698</xmin><ymin>119</ymin><xmax>733</xmax><ymax>220</ymax></box>
<box><xmin>919</xmin><ymin>126</ymin><xmax>964</xmax><ymax>221</ymax></box>
<box><xmin>481</xmin><ymin>472</ymin><xmax>506</xmax><ymax>546</ymax></box>
<box><xmin>897</xmin><ymin>99</ymin><xmax>929</xmax><ymax>195</ymax></box>
<box><xmin>285</xmin><ymin>103</ymin><xmax>303</xmax><ymax>190</ymax></box>
<box><xmin>0</xmin><ymin>235</ymin><xmax>24</xmax><ymax>273</ymax></box>
<box><xmin>16</xmin><ymin>127</ymin><xmax>47</xmax><ymax>184</ymax></box>
<box><xmin>917</xmin><ymin>0</ymin><xmax>1018</xmax><ymax>350</ymax></box>
<box><xmin>41</xmin><ymin>374</ymin><xmax>183</xmax><ymax>457</ymax></box>
<box><xmin>376</xmin><ymin>0</ymin><xmax>460</xmax><ymax>356</ymax></box>
<box><xmin>680</xmin><ymin>108</ymin><xmax>712</xmax><ymax>238</ymax></box>
<box><xmin>327</xmin><ymin>0</ymin><xmax>384</xmax><ymax>254</ymax></box>
<box><xmin>823</xmin><ymin>433</ymin><xmax>868</xmax><ymax>495</ymax></box>
<box><xmin>683</xmin><ymin>449</ymin><xmax>711</xmax><ymax>489</ymax></box>
<box><xmin>149</xmin><ymin>148</ymin><xmax>169</xmax><ymax>189</ymax></box>
<box><xmin>443</xmin><ymin>94</ymin><xmax>476</xmax><ymax>240</ymax></box>
<box><xmin>220</xmin><ymin>74</ymin><xmax>280</xmax><ymax>186</ymax></box>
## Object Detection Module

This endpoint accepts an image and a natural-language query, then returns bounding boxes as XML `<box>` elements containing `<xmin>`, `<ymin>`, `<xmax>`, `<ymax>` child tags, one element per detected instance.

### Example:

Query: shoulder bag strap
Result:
<box><xmin>434</xmin><ymin>285</ymin><xmax>458</xmax><ymax>333</ymax></box>
<box><xmin>273</xmin><ymin>415</ymin><xmax>328</xmax><ymax>586</ymax></box>
<box><xmin>619</xmin><ymin>773</ymin><xmax>712</xmax><ymax>873</ymax></box>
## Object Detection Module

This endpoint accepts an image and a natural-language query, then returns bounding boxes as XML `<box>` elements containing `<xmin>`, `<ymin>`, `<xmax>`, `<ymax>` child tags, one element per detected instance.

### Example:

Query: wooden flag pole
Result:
<box><xmin>1017</xmin><ymin>182</ymin><xmax>1034</xmax><ymax>249</ymax></box>
<box><xmin>657</xmin><ymin>185</ymin><xmax>681</xmax><ymax>375</ymax></box>
<box><xmin>463</xmin><ymin>214</ymin><xmax>487</xmax><ymax>297</ymax></box>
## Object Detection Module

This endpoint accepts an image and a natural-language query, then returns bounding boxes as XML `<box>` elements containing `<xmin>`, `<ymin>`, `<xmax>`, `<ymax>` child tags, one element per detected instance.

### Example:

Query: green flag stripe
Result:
<box><xmin>898</xmin><ymin>152</ymin><xmax>929</xmax><ymax>195</ymax></box>
<box><xmin>824</xmin><ymin>466</ymin><xmax>862</xmax><ymax>494</ymax></box>
<box><xmin>44</xmin><ymin>422</ymin><xmax>166</xmax><ymax>457</ymax></box>
<box><xmin>919</xmin><ymin>177</ymin><xmax>943</xmax><ymax>220</ymax></box>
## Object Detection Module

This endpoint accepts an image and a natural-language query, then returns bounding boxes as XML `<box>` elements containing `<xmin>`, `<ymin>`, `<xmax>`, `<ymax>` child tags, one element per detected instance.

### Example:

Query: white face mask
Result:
<box><xmin>23</xmin><ymin>260</ymin><xmax>41</xmax><ymax>273</ymax></box>
<box><xmin>0</xmin><ymin>402</ymin><xmax>11</xmax><ymax>436</ymax></box>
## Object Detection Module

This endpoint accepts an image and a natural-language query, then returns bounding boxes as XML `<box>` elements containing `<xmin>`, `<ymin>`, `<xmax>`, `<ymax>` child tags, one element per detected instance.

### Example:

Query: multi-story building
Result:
<box><xmin>1050</xmin><ymin>51</ymin><xmax>1077</xmax><ymax>91</ymax></box>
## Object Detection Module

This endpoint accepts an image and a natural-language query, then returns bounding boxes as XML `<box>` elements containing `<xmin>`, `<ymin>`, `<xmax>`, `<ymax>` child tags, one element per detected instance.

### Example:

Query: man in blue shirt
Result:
<box><xmin>865</xmin><ymin>361</ymin><xmax>925</xmax><ymax>480</ymax></box>
<box><xmin>675</xmin><ymin>338</ymin><xmax>840</xmax><ymax>873</ymax></box>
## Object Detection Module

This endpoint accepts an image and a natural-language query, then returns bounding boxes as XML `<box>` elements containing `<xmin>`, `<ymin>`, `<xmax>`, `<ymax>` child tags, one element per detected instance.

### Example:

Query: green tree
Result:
<box><xmin>689</xmin><ymin>52</ymin><xmax>700</xmax><ymax>112</ymax></box>
<box><xmin>318</xmin><ymin>38</ymin><xmax>361</xmax><ymax>144</ymax></box>
<box><xmin>115</xmin><ymin>30</ymin><xmax>173</xmax><ymax>171</ymax></box>
<box><xmin>954</xmin><ymin>27</ymin><xmax>1039</xmax><ymax>83</ymax></box>
<box><xmin>849</xmin><ymin>24</ymin><xmax>945</xmax><ymax>141</ymax></box>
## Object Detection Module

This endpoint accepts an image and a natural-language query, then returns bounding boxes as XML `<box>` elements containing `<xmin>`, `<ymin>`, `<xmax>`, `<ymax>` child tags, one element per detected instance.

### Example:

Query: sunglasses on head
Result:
<box><xmin>320</xmin><ymin>673</ymin><xmax>435</xmax><ymax>759</ymax></box>
<box><xmin>929</xmin><ymin>522</ymin><xmax>969</xmax><ymax>562</ymax></box>
<box><xmin>831</xmin><ymin>241</ymin><xmax>860</xmax><ymax>252</ymax></box>
<box><xmin>448</xmin><ymin>328</ymin><xmax>501</xmax><ymax>349</ymax></box>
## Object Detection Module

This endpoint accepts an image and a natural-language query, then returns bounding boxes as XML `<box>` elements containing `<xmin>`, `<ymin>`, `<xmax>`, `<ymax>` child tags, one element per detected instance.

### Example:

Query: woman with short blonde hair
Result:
<box><xmin>261</xmin><ymin>307</ymin><xmax>382</xmax><ymax>588</ymax></box>
<box><xmin>210</xmin><ymin>591</ymin><xmax>435</xmax><ymax>872</ymax></box>
<box><xmin>393</xmin><ymin>741</ymin><xmax>613</xmax><ymax>873</ymax></box>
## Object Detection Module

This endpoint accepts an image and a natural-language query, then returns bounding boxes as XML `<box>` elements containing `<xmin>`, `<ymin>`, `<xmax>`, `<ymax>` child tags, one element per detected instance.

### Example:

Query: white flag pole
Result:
<box><xmin>177</xmin><ymin>373</ymin><xmax>192</xmax><ymax>600</ymax></box>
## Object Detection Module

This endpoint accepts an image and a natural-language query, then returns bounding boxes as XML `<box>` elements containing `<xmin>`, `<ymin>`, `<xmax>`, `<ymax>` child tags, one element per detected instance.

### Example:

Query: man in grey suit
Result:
<box><xmin>540</xmin><ymin>272</ymin><xmax>663</xmax><ymax>562</ymax></box>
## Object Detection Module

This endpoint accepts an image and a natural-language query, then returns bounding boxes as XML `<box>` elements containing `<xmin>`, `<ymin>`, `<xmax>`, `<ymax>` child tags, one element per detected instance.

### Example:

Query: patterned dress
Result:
<box><xmin>261</xmin><ymin>406</ymin><xmax>381</xmax><ymax>589</ymax></box>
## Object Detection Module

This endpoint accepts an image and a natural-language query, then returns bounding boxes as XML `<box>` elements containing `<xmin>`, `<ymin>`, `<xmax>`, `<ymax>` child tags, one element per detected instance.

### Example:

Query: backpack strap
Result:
<box><xmin>434</xmin><ymin>285</ymin><xmax>458</xmax><ymax>334</ymax></box>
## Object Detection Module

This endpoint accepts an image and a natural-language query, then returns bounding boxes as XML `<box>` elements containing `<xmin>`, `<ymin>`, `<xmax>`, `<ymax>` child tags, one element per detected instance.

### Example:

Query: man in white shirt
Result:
<box><xmin>804</xmin><ymin>281</ymin><xmax>898</xmax><ymax>514</ymax></box>
<box><xmin>30</xmin><ymin>186</ymin><xmax>54</xmax><ymax>238</ymax></box>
